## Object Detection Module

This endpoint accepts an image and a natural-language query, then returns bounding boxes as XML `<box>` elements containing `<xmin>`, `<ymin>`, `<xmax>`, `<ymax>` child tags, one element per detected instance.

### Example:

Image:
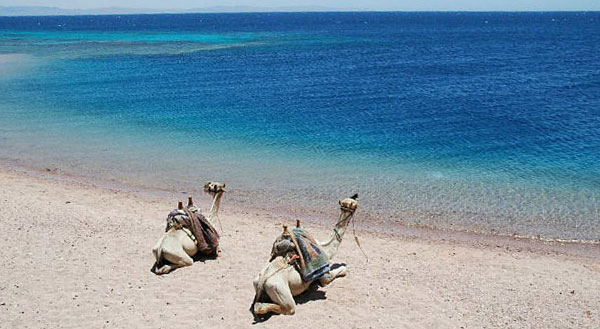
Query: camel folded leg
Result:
<box><xmin>254</xmin><ymin>275</ymin><xmax>296</xmax><ymax>315</ymax></box>
<box><xmin>319</xmin><ymin>264</ymin><xmax>347</xmax><ymax>286</ymax></box>
<box><xmin>153</xmin><ymin>245</ymin><xmax>194</xmax><ymax>275</ymax></box>
<box><xmin>253</xmin><ymin>302</ymin><xmax>285</xmax><ymax>315</ymax></box>
<box><xmin>154</xmin><ymin>252</ymin><xmax>193</xmax><ymax>275</ymax></box>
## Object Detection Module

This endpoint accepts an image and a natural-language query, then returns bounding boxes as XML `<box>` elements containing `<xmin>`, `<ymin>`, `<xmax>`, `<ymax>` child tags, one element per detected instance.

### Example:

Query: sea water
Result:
<box><xmin>0</xmin><ymin>12</ymin><xmax>598</xmax><ymax>240</ymax></box>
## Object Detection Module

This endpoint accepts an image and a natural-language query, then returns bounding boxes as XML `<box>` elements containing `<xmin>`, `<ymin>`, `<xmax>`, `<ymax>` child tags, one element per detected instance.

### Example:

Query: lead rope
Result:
<box><xmin>215</xmin><ymin>213</ymin><xmax>224</xmax><ymax>235</ymax></box>
<box><xmin>351</xmin><ymin>209</ymin><xmax>369</xmax><ymax>262</ymax></box>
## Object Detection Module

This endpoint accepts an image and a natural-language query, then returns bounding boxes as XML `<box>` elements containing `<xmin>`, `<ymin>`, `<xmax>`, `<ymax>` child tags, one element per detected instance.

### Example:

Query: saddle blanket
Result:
<box><xmin>166</xmin><ymin>208</ymin><xmax>219</xmax><ymax>256</ymax></box>
<box><xmin>292</xmin><ymin>227</ymin><xmax>330</xmax><ymax>281</ymax></box>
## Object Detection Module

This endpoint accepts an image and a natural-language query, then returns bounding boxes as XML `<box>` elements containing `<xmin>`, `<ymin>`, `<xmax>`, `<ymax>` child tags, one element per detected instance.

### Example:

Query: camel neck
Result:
<box><xmin>319</xmin><ymin>210</ymin><xmax>353</xmax><ymax>260</ymax></box>
<box><xmin>207</xmin><ymin>192</ymin><xmax>223</xmax><ymax>226</ymax></box>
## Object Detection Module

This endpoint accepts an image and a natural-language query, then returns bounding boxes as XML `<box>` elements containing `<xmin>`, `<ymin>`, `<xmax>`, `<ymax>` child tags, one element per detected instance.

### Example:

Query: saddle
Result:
<box><xmin>166</xmin><ymin>207</ymin><xmax>219</xmax><ymax>256</ymax></box>
<box><xmin>270</xmin><ymin>226</ymin><xmax>330</xmax><ymax>281</ymax></box>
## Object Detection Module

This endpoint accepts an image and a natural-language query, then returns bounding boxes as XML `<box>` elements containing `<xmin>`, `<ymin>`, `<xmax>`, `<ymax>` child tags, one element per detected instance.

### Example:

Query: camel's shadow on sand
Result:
<box><xmin>250</xmin><ymin>263</ymin><xmax>346</xmax><ymax>324</ymax></box>
<box><xmin>295</xmin><ymin>284</ymin><xmax>328</xmax><ymax>304</ymax></box>
<box><xmin>150</xmin><ymin>253</ymin><xmax>218</xmax><ymax>274</ymax></box>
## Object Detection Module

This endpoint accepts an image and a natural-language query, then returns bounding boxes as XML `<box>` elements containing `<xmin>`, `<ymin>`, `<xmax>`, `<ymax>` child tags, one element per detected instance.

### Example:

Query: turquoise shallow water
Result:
<box><xmin>0</xmin><ymin>12</ymin><xmax>598</xmax><ymax>240</ymax></box>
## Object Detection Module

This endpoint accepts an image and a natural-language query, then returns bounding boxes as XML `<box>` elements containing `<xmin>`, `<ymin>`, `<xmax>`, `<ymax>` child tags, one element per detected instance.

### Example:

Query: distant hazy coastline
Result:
<box><xmin>0</xmin><ymin>6</ymin><xmax>362</xmax><ymax>16</ymax></box>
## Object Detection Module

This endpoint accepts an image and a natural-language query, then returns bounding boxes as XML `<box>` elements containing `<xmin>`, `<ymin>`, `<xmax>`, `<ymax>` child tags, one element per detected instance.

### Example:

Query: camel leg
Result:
<box><xmin>253</xmin><ymin>302</ymin><xmax>285</xmax><ymax>315</ymax></box>
<box><xmin>154</xmin><ymin>245</ymin><xmax>194</xmax><ymax>275</ymax></box>
<box><xmin>252</xmin><ymin>277</ymin><xmax>285</xmax><ymax>315</ymax></box>
<box><xmin>151</xmin><ymin>237</ymin><xmax>165</xmax><ymax>272</ymax></box>
<box><xmin>254</xmin><ymin>276</ymin><xmax>296</xmax><ymax>315</ymax></box>
<box><xmin>319</xmin><ymin>264</ymin><xmax>347</xmax><ymax>287</ymax></box>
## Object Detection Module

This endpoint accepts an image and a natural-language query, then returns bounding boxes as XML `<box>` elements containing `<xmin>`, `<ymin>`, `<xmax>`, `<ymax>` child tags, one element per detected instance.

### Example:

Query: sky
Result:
<box><xmin>1</xmin><ymin>0</ymin><xmax>599</xmax><ymax>11</ymax></box>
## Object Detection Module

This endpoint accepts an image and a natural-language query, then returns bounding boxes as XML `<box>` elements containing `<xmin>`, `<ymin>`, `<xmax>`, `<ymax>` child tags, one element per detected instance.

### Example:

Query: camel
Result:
<box><xmin>252</xmin><ymin>194</ymin><xmax>359</xmax><ymax>316</ymax></box>
<box><xmin>151</xmin><ymin>181</ymin><xmax>225</xmax><ymax>275</ymax></box>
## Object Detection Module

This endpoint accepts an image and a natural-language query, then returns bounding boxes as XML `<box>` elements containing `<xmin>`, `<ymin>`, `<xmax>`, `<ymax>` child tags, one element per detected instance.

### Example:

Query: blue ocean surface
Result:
<box><xmin>0</xmin><ymin>12</ymin><xmax>598</xmax><ymax>240</ymax></box>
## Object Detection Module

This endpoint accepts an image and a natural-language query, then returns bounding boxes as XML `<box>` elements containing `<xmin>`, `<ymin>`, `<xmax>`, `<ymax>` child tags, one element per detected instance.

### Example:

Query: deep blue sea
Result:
<box><xmin>0</xmin><ymin>12</ymin><xmax>598</xmax><ymax>240</ymax></box>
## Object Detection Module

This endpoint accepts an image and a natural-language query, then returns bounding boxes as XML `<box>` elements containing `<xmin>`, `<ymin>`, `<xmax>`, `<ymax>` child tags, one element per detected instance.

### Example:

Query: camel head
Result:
<box><xmin>339</xmin><ymin>193</ymin><xmax>358</xmax><ymax>214</ymax></box>
<box><xmin>333</xmin><ymin>193</ymin><xmax>358</xmax><ymax>230</ymax></box>
<box><xmin>204</xmin><ymin>181</ymin><xmax>226</xmax><ymax>196</ymax></box>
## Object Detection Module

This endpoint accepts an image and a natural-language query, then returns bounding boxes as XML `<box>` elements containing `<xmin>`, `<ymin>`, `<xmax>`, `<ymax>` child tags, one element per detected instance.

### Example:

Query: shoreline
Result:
<box><xmin>1</xmin><ymin>159</ymin><xmax>598</xmax><ymax>260</ymax></box>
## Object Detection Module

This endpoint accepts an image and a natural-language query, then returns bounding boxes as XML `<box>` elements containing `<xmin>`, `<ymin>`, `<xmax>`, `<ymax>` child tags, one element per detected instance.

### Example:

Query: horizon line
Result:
<box><xmin>2</xmin><ymin>10</ymin><xmax>600</xmax><ymax>17</ymax></box>
<box><xmin>0</xmin><ymin>6</ymin><xmax>599</xmax><ymax>17</ymax></box>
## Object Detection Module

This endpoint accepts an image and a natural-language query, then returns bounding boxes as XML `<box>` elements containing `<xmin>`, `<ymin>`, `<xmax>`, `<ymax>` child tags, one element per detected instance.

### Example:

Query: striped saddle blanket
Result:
<box><xmin>166</xmin><ymin>208</ymin><xmax>219</xmax><ymax>256</ymax></box>
<box><xmin>292</xmin><ymin>227</ymin><xmax>330</xmax><ymax>281</ymax></box>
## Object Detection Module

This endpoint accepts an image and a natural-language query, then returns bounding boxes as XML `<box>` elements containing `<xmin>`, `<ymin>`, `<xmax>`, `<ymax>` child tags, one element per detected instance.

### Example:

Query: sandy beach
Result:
<box><xmin>0</xmin><ymin>167</ymin><xmax>598</xmax><ymax>328</ymax></box>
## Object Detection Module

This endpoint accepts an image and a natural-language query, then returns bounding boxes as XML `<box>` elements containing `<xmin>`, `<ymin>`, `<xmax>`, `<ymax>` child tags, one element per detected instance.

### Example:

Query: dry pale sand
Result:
<box><xmin>0</xmin><ymin>168</ymin><xmax>599</xmax><ymax>329</ymax></box>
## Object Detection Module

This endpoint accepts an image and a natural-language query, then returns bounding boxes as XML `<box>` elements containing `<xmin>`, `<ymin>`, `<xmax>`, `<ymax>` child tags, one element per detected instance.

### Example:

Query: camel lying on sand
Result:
<box><xmin>252</xmin><ymin>194</ymin><xmax>358</xmax><ymax>315</ymax></box>
<box><xmin>151</xmin><ymin>181</ymin><xmax>225</xmax><ymax>275</ymax></box>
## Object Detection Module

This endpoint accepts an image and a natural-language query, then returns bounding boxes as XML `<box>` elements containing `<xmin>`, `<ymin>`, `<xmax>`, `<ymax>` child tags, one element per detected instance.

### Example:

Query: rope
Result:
<box><xmin>215</xmin><ymin>214</ymin><xmax>224</xmax><ymax>235</ymax></box>
<box><xmin>351</xmin><ymin>209</ymin><xmax>369</xmax><ymax>262</ymax></box>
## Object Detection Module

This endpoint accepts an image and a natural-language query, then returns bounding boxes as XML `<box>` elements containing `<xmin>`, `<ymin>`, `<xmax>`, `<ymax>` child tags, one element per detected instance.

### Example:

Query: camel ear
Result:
<box><xmin>178</xmin><ymin>201</ymin><xmax>183</xmax><ymax>210</ymax></box>
<box><xmin>339</xmin><ymin>200</ymin><xmax>342</xmax><ymax>206</ymax></box>
<box><xmin>223</xmin><ymin>184</ymin><xmax>226</xmax><ymax>188</ymax></box>
<box><xmin>188</xmin><ymin>196</ymin><xmax>194</xmax><ymax>207</ymax></box>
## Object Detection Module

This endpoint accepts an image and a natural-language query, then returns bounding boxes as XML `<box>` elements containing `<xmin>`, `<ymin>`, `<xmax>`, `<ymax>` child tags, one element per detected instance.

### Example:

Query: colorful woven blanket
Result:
<box><xmin>166</xmin><ymin>208</ymin><xmax>219</xmax><ymax>256</ymax></box>
<box><xmin>292</xmin><ymin>227</ymin><xmax>330</xmax><ymax>281</ymax></box>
